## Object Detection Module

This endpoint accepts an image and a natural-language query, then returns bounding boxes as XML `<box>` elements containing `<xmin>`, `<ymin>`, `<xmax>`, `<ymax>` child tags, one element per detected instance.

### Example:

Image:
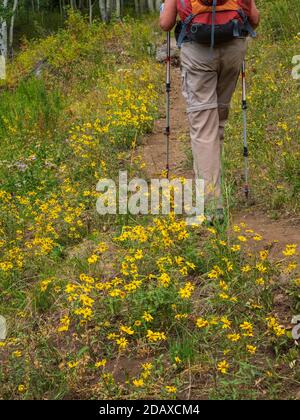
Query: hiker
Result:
<box><xmin>160</xmin><ymin>0</ymin><xmax>260</xmax><ymax>222</ymax></box>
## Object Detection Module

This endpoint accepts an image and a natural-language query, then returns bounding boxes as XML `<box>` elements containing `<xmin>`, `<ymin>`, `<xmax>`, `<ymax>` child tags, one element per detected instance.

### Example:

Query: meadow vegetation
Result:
<box><xmin>0</xmin><ymin>3</ymin><xmax>300</xmax><ymax>399</ymax></box>
<box><xmin>225</xmin><ymin>0</ymin><xmax>300</xmax><ymax>215</ymax></box>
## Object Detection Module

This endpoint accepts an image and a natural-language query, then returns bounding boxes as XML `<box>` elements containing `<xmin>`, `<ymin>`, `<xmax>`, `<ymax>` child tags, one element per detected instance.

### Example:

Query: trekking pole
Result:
<box><xmin>241</xmin><ymin>60</ymin><xmax>249</xmax><ymax>199</ymax></box>
<box><xmin>165</xmin><ymin>31</ymin><xmax>171</xmax><ymax>179</ymax></box>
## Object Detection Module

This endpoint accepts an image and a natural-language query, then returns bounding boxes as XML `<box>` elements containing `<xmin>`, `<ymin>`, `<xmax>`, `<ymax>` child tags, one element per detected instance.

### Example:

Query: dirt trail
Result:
<box><xmin>141</xmin><ymin>67</ymin><xmax>300</xmax><ymax>258</ymax></box>
<box><xmin>142</xmin><ymin>67</ymin><xmax>192</xmax><ymax>179</ymax></box>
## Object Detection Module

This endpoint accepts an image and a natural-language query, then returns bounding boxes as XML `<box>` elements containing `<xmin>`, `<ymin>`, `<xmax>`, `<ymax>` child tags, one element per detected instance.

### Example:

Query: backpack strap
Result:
<box><xmin>232</xmin><ymin>19</ymin><xmax>240</xmax><ymax>37</ymax></box>
<box><xmin>238</xmin><ymin>9</ymin><xmax>256</xmax><ymax>38</ymax></box>
<box><xmin>210</xmin><ymin>0</ymin><xmax>218</xmax><ymax>50</ymax></box>
<box><xmin>177</xmin><ymin>13</ymin><xmax>195</xmax><ymax>47</ymax></box>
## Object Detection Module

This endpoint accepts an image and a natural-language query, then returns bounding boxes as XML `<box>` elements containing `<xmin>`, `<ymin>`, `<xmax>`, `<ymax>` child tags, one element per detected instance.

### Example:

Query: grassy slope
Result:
<box><xmin>224</xmin><ymin>0</ymin><xmax>300</xmax><ymax>215</ymax></box>
<box><xmin>0</xmin><ymin>5</ymin><xmax>299</xmax><ymax>400</ymax></box>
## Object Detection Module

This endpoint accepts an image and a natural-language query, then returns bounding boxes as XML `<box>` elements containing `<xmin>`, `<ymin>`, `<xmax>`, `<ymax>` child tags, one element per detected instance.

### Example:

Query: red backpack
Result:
<box><xmin>176</xmin><ymin>0</ymin><xmax>256</xmax><ymax>47</ymax></box>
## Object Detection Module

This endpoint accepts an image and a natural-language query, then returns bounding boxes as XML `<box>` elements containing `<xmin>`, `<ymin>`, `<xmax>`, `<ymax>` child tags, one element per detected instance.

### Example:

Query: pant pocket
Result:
<box><xmin>181</xmin><ymin>67</ymin><xmax>190</xmax><ymax>104</ymax></box>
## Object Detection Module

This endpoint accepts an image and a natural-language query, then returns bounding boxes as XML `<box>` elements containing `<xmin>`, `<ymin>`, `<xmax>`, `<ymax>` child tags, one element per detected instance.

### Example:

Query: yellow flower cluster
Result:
<box><xmin>146</xmin><ymin>330</ymin><xmax>167</xmax><ymax>342</ymax></box>
<box><xmin>266</xmin><ymin>316</ymin><xmax>286</xmax><ymax>337</ymax></box>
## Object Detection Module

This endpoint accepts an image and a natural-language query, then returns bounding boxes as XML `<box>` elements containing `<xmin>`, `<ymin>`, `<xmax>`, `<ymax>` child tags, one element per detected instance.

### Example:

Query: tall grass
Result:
<box><xmin>223</xmin><ymin>0</ymin><xmax>300</xmax><ymax>214</ymax></box>
<box><xmin>0</xmin><ymin>78</ymin><xmax>62</xmax><ymax>135</ymax></box>
<box><xmin>260</xmin><ymin>0</ymin><xmax>300</xmax><ymax>40</ymax></box>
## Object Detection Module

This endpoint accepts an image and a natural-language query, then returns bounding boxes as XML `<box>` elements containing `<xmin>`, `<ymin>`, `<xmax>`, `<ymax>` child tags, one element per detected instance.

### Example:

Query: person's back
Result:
<box><xmin>160</xmin><ymin>0</ymin><xmax>260</xmax><ymax>223</ymax></box>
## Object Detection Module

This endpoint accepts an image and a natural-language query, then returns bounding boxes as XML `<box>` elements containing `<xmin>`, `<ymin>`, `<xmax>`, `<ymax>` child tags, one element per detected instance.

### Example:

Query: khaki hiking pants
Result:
<box><xmin>180</xmin><ymin>38</ymin><xmax>247</xmax><ymax>211</ymax></box>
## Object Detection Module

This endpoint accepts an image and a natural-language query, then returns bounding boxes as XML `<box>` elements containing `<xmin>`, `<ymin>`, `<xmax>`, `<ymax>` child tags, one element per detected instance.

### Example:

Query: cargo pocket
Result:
<box><xmin>181</xmin><ymin>67</ymin><xmax>190</xmax><ymax>105</ymax></box>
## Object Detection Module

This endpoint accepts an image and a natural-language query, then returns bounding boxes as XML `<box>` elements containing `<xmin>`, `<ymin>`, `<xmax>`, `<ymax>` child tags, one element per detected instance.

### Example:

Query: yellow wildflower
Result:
<box><xmin>146</xmin><ymin>330</ymin><xmax>167</xmax><ymax>342</ymax></box>
<box><xmin>120</xmin><ymin>325</ymin><xmax>135</xmax><ymax>335</ymax></box>
<box><xmin>165</xmin><ymin>386</ymin><xmax>177</xmax><ymax>394</ymax></box>
<box><xmin>196</xmin><ymin>318</ymin><xmax>209</xmax><ymax>328</ymax></box>
<box><xmin>18</xmin><ymin>384</ymin><xmax>26</xmax><ymax>393</ymax></box>
<box><xmin>133</xmin><ymin>379</ymin><xmax>144</xmax><ymax>388</ymax></box>
<box><xmin>116</xmin><ymin>337</ymin><xmax>128</xmax><ymax>350</ymax></box>
<box><xmin>227</xmin><ymin>333</ymin><xmax>241</xmax><ymax>342</ymax></box>
<box><xmin>283</xmin><ymin>244</ymin><xmax>297</xmax><ymax>257</ymax></box>
<box><xmin>67</xmin><ymin>361</ymin><xmax>78</xmax><ymax>369</ymax></box>
<box><xmin>217</xmin><ymin>360</ymin><xmax>229</xmax><ymax>374</ymax></box>
<box><xmin>246</xmin><ymin>345</ymin><xmax>257</xmax><ymax>354</ymax></box>
<box><xmin>95</xmin><ymin>359</ymin><xmax>107</xmax><ymax>368</ymax></box>
<box><xmin>143</xmin><ymin>312</ymin><xmax>153</xmax><ymax>322</ymax></box>
<box><xmin>240</xmin><ymin>321</ymin><xmax>254</xmax><ymax>337</ymax></box>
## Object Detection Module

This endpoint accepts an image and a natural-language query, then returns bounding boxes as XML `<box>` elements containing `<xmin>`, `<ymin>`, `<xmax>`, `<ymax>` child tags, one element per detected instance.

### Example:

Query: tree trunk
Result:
<box><xmin>99</xmin><ymin>0</ymin><xmax>107</xmax><ymax>22</ymax></box>
<box><xmin>155</xmin><ymin>0</ymin><xmax>161</xmax><ymax>12</ymax></box>
<box><xmin>147</xmin><ymin>0</ymin><xmax>154</xmax><ymax>12</ymax></box>
<box><xmin>134</xmin><ymin>0</ymin><xmax>139</xmax><ymax>15</ymax></box>
<box><xmin>0</xmin><ymin>0</ymin><xmax>8</xmax><ymax>59</ymax></box>
<box><xmin>106</xmin><ymin>0</ymin><xmax>112</xmax><ymax>21</ymax></box>
<box><xmin>115</xmin><ymin>0</ymin><xmax>121</xmax><ymax>19</ymax></box>
<box><xmin>89</xmin><ymin>0</ymin><xmax>93</xmax><ymax>24</ymax></box>
<box><xmin>140</xmin><ymin>0</ymin><xmax>147</xmax><ymax>14</ymax></box>
<box><xmin>62</xmin><ymin>0</ymin><xmax>66</xmax><ymax>18</ymax></box>
<box><xmin>9</xmin><ymin>0</ymin><xmax>19</xmax><ymax>57</ymax></box>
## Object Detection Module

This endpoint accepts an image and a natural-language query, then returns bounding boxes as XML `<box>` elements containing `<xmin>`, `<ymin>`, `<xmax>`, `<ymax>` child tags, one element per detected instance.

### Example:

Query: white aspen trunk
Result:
<box><xmin>9</xmin><ymin>0</ymin><xmax>19</xmax><ymax>55</ymax></box>
<box><xmin>155</xmin><ymin>0</ymin><xmax>161</xmax><ymax>12</ymax></box>
<box><xmin>140</xmin><ymin>0</ymin><xmax>147</xmax><ymax>13</ymax></box>
<box><xmin>106</xmin><ymin>0</ymin><xmax>112</xmax><ymax>21</ymax></box>
<box><xmin>147</xmin><ymin>0</ymin><xmax>154</xmax><ymax>12</ymax></box>
<box><xmin>115</xmin><ymin>0</ymin><xmax>121</xmax><ymax>19</ymax></box>
<box><xmin>89</xmin><ymin>0</ymin><xmax>93</xmax><ymax>24</ymax></box>
<box><xmin>99</xmin><ymin>0</ymin><xmax>107</xmax><ymax>21</ymax></box>
<box><xmin>134</xmin><ymin>0</ymin><xmax>139</xmax><ymax>15</ymax></box>
<box><xmin>0</xmin><ymin>0</ymin><xmax>8</xmax><ymax>59</ymax></box>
